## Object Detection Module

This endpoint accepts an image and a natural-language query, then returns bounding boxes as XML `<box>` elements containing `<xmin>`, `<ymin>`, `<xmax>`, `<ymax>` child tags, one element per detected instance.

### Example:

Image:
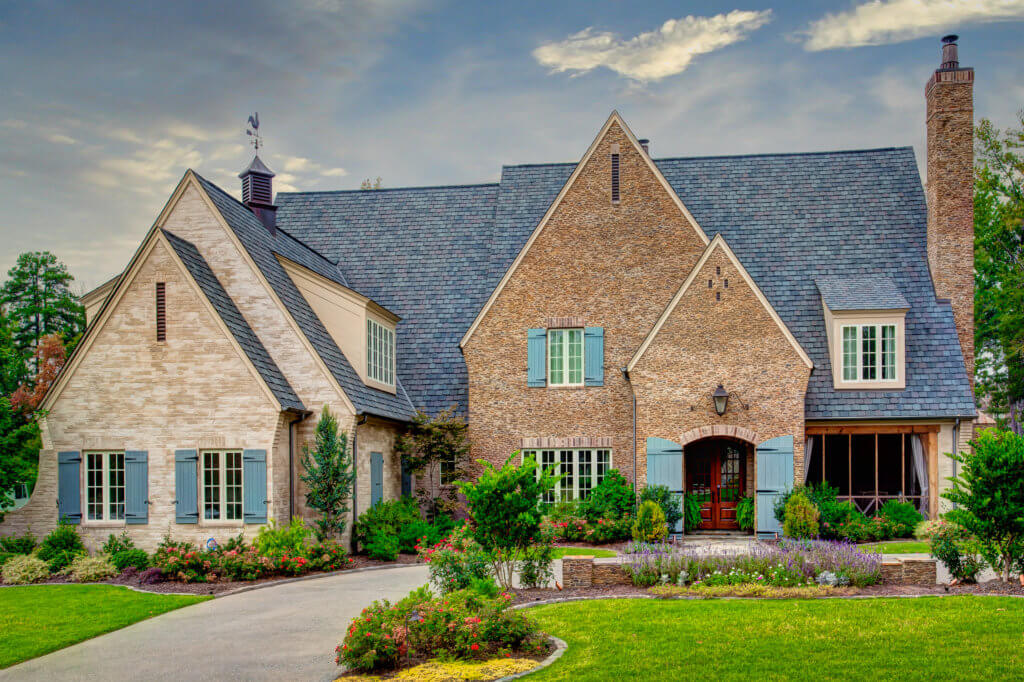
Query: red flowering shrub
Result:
<box><xmin>217</xmin><ymin>547</ymin><xmax>274</xmax><ymax>581</ymax></box>
<box><xmin>309</xmin><ymin>540</ymin><xmax>350</xmax><ymax>572</ymax></box>
<box><xmin>153</xmin><ymin>541</ymin><xmax>218</xmax><ymax>583</ymax></box>
<box><xmin>416</xmin><ymin>526</ymin><xmax>490</xmax><ymax>594</ymax></box>
<box><xmin>277</xmin><ymin>553</ymin><xmax>312</xmax><ymax>576</ymax></box>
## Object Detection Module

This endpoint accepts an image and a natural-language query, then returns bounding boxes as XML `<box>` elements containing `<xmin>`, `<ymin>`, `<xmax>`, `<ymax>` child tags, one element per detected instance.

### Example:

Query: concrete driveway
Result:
<box><xmin>2</xmin><ymin>565</ymin><xmax>430</xmax><ymax>682</ymax></box>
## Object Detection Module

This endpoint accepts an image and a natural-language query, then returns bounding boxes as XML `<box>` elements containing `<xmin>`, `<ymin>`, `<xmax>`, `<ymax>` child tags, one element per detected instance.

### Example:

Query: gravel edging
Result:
<box><xmin>495</xmin><ymin>636</ymin><xmax>568</xmax><ymax>681</ymax></box>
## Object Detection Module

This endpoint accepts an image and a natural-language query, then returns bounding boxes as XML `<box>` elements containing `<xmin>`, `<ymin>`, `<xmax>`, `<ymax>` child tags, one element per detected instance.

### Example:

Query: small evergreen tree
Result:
<box><xmin>300</xmin><ymin>406</ymin><xmax>355</xmax><ymax>541</ymax></box>
<box><xmin>782</xmin><ymin>490</ymin><xmax>819</xmax><ymax>539</ymax></box>
<box><xmin>944</xmin><ymin>429</ymin><xmax>1024</xmax><ymax>582</ymax></box>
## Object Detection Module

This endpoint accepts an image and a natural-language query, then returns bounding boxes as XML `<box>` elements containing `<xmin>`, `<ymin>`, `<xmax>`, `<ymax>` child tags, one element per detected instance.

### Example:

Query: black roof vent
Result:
<box><xmin>239</xmin><ymin>155</ymin><xmax>277</xmax><ymax>234</ymax></box>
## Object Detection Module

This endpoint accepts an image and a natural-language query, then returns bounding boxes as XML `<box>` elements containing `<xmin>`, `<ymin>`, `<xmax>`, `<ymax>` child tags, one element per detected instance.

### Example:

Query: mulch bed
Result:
<box><xmin>512</xmin><ymin>585</ymin><xmax>649</xmax><ymax>604</ymax></box>
<box><xmin>5</xmin><ymin>553</ymin><xmax>423</xmax><ymax>595</ymax></box>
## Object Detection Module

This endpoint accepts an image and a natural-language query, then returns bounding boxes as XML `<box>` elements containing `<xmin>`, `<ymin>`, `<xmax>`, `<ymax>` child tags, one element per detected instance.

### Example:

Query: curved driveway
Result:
<box><xmin>2</xmin><ymin>565</ymin><xmax>430</xmax><ymax>682</ymax></box>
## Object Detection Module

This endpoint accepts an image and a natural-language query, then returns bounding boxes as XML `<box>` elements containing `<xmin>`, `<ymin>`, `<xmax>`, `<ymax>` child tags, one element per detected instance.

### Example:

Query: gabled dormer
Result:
<box><xmin>817</xmin><ymin>276</ymin><xmax>909</xmax><ymax>390</ymax></box>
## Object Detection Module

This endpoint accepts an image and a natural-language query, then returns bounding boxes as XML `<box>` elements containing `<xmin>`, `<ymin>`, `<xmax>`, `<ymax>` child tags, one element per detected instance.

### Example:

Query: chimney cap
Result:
<box><xmin>941</xmin><ymin>34</ymin><xmax>958</xmax><ymax>44</ymax></box>
<box><xmin>239</xmin><ymin>154</ymin><xmax>275</xmax><ymax>179</ymax></box>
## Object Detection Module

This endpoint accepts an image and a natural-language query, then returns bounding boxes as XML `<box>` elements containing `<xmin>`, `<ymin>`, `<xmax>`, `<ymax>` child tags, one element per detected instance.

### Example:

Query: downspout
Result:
<box><xmin>951</xmin><ymin>417</ymin><xmax>960</xmax><ymax>510</ymax></box>
<box><xmin>287</xmin><ymin>408</ymin><xmax>313</xmax><ymax>522</ymax></box>
<box><xmin>352</xmin><ymin>413</ymin><xmax>368</xmax><ymax>552</ymax></box>
<box><xmin>621</xmin><ymin>367</ymin><xmax>637</xmax><ymax>504</ymax></box>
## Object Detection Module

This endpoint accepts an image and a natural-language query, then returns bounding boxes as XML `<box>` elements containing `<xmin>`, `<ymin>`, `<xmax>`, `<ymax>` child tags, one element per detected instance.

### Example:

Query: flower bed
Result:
<box><xmin>336</xmin><ymin>584</ymin><xmax>551</xmax><ymax>676</ymax></box>
<box><xmin>622</xmin><ymin>539</ymin><xmax>882</xmax><ymax>589</ymax></box>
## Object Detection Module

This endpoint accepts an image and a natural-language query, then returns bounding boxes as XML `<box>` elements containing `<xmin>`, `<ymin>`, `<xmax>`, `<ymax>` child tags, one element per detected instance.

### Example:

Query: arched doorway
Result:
<box><xmin>685</xmin><ymin>437</ymin><xmax>751</xmax><ymax>531</ymax></box>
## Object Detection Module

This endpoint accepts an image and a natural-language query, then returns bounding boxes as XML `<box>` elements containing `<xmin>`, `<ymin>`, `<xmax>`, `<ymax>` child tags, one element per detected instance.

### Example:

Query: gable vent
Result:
<box><xmin>611</xmin><ymin>153</ymin><xmax>620</xmax><ymax>203</ymax></box>
<box><xmin>155</xmin><ymin>282</ymin><xmax>166</xmax><ymax>342</ymax></box>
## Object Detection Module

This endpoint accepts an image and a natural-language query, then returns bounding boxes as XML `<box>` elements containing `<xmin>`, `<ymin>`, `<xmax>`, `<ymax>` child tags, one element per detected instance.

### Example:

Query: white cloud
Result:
<box><xmin>281</xmin><ymin>156</ymin><xmax>314</xmax><ymax>172</ymax></box>
<box><xmin>46</xmin><ymin>133</ymin><xmax>78</xmax><ymax>145</ymax></box>
<box><xmin>803</xmin><ymin>0</ymin><xmax>1024</xmax><ymax>51</ymax></box>
<box><xmin>321</xmin><ymin>167</ymin><xmax>348</xmax><ymax>177</ymax></box>
<box><xmin>533</xmin><ymin>10</ymin><xmax>773</xmax><ymax>81</ymax></box>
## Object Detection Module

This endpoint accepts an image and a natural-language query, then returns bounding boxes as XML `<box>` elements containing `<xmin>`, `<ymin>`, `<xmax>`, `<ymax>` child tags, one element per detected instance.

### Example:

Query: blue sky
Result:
<box><xmin>1</xmin><ymin>0</ymin><xmax>1022</xmax><ymax>289</ymax></box>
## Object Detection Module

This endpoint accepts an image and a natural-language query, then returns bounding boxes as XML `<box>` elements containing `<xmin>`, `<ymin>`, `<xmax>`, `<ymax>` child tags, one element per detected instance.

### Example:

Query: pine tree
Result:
<box><xmin>0</xmin><ymin>252</ymin><xmax>85</xmax><ymax>372</ymax></box>
<box><xmin>300</xmin><ymin>406</ymin><xmax>355</xmax><ymax>541</ymax></box>
<box><xmin>0</xmin><ymin>397</ymin><xmax>40</xmax><ymax>520</ymax></box>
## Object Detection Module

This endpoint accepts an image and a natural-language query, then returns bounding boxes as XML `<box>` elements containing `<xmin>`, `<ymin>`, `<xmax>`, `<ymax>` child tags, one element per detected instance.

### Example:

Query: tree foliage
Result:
<box><xmin>457</xmin><ymin>452</ymin><xmax>558</xmax><ymax>589</ymax></box>
<box><xmin>943</xmin><ymin>429</ymin><xmax>1024</xmax><ymax>582</ymax></box>
<box><xmin>394</xmin><ymin>407</ymin><xmax>470</xmax><ymax>518</ymax></box>
<box><xmin>10</xmin><ymin>334</ymin><xmax>67</xmax><ymax>415</ymax></box>
<box><xmin>0</xmin><ymin>397</ymin><xmax>40</xmax><ymax>520</ymax></box>
<box><xmin>300</xmin><ymin>406</ymin><xmax>355</xmax><ymax>541</ymax></box>
<box><xmin>974</xmin><ymin>114</ymin><xmax>1024</xmax><ymax>433</ymax></box>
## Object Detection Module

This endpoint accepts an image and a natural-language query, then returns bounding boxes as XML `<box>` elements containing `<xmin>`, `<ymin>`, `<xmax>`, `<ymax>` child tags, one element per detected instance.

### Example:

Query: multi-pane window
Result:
<box><xmin>367</xmin><ymin>318</ymin><xmax>395</xmax><ymax>386</ymax></box>
<box><xmin>85</xmin><ymin>451</ymin><xmax>125</xmax><ymax>521</ymax></box>
<box><xmin>547</xmin><ymin>329</ymin><xmax>583</xmax><ymax>386</ymax></box>
<box><xmin>841</xmin><ymin>324</ymin><xmax>897</xmax><ymax>382</ymax></box>
<box><xmin>525</xmin><ymin>449</ymin><xmax>611</xmax><ymax>503</ymax></box>
<box><xmin>202</xmin><ymin>451</ymin><xmax>243</xmax><ymax>521</ymax></box>
<box><xmin>440</xmin><ymin>453</ymin><xmax>456</xmax><ymax>485</ymax></box>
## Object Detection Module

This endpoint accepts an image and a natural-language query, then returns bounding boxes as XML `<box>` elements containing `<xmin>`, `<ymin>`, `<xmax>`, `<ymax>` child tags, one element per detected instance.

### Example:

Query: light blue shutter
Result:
<box><xmin>756</xmin><ymin>435</ymin><xmax>794</xmax><ymax>539</ymax></box>
<box><xmin>125</xmin><ymin>450</ymin><xmax>149</xmax><ymax>525</ymax></box>
<box><xmin>527</xmin><ymin>328</ymin><xmax>546</xmax><ymax>387</ymax></box>
<box><xmin>243</xmin><ymin>449</ymin><xmax>268</xmax><ymax>524</ymax></box>
<box><xmin>57</xmin><ymin>451</ymin><xmax>82</xmax><ymax>524</ymax></box>
<box><xmin>646</xmin><ymin>438</ymin><xmax>683</xmax><ymax>532</ymax></box>
<box><xmin>370</xmin><ymin>452</ymin><xmax>384</xmax><ymax>507</ymax></box>
<box><xmin>584</xmin><ymin>327</ymin><xmax>604</xmax><ymax>386</ymax></box>
<box><xmin>175</xmin><ymin>449</ymin><xmax>199</xmax><ymax>524</ymax></box>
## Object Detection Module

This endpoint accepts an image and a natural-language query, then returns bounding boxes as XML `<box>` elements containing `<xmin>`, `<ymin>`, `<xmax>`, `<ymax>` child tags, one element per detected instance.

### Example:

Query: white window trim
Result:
<box><xmin>201</xmin><ymin>450</ymin><xmax>244</xmax><ymax>523</ymax></box>
<box><xmin>523</xmin><ymin>448</ymin><xmax>611</xmax><ymax>503</ymax></box>
<box><xmin>840</xmin><ymin>323</ymin><xmax>898</xmax><ymax>384</ymax></box>
<box><xmin>827</xmin><ymin>309</ymin><xmax>906</xmax><ymax>390</ymax></box>
<box><xmin>84</xmin><ymin>451</ymin><xmax>125</xmax><ymax>524</ymax></box>
<box><xmin>366</xmin><ymin>317</ymin><xmax>396</xmax><ymax>388</ymax></box>
<box><xmin>547</xmin><ymin>328</ymin><xmax>585</xmax><ymax>387</ymax></box>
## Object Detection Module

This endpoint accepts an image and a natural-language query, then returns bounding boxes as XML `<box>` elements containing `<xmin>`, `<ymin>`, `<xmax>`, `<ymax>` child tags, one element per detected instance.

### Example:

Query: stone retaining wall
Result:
<box><xmin>562</xmin><ymin>556</ymin><xmax>631</xmax><ymax>588</ymax></box>
<box><xmin>880</xmin><ymin>558</ymin><xmax>937</xmax><ymax>586</ymax></box>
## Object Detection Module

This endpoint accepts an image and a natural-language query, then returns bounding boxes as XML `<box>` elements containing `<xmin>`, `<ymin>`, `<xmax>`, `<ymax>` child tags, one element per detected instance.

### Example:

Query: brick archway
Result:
<box><xmin>679</xmin><ymin>424</ymin><xmax>760</xmax><ymax>447</ymax></box>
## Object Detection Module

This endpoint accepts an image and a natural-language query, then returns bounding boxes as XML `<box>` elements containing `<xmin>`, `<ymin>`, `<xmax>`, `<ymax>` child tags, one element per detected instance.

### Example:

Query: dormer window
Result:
<box><xmin>367</xmin><ymin>318</ymin><xmax>395</xmax><ymax>387</ymax></box>
<box><xmin>816</xmin><ymin>276</ymin><xmax>908</xmax><ymax>390</ymax></box>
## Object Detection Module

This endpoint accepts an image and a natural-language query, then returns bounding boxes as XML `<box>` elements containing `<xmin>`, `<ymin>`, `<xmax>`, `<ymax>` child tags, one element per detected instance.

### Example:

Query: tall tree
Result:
<box><xmin>0</xmin><ymin>309</ymin><xmax>27</xmax><ymax>397</ymax></box>
<box><xmin>974</xmin><ymin>113</ymin><xmax>1024</xmax><ymax>434</ymax></box>
<box><xmin>394</xmin><ymin>407</ymin><xmax>470</xmax><ymax>519</ymax></box>
<box><xmin>0</xmin><ymin>397</ymin><xmax>40</xmax><ymax>520</ymax></box>
<box><xmin>0</xmin><ymin>252</ymin><xmax>85</xmax><ymax>372</ymax></box>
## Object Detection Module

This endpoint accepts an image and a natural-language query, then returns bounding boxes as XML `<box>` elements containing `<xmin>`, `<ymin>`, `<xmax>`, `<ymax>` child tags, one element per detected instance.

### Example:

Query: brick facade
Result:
<box><xmin>925</xmin><ymin>62</ymin><xmax>974</xmax><ymax>382</ymax></box>
<box><xmin>463</xmin><ymin>120</ymin><xmax>708</xmax><ymax>480</ymax></box>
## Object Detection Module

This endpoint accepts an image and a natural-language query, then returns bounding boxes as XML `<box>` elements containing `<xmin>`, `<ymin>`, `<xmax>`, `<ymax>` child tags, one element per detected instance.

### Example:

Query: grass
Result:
<box><xmin>0</xmin><ymin>584</ymin><xmax>209</xmax><ymax>668</ymax></box>
<box><xmin>529</xmin><ymin>597</ymin><xmax>1024</xmax><ymax>680</ymax></box>
<box><xmin>552</xmin><ymin>547</ymin><xmax>617</xmax><ymax>559</ymax></box>
<box><xmin>860</xmin><ymin>541</ymin><xmax>931</xmax><ymax>554</ymax></box>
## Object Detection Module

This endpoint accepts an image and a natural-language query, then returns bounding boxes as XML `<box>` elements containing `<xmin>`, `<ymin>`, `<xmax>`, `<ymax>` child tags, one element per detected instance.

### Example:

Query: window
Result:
<box><xmin>366</xmin><ymin>318</ymin><xmax>395</xmax><ymax>386</ymax></box>
<box><xmin>548</xmin><ymin>329</ymin><xmax>583</xmax><ymax>386</ymax></box>
<box><xmin>202</xmin><ymin>450</ymin><xmax>243</xmax><ymax>521</ymax></box>
<box><xmin>85</xmin><ymin>451</ymin><xmax>125</xmax><ymax>521</ymax></box>
<box><xmin>155</xmin><ymin>282</ymin><xmax>166</xmax><ymax>342</ymax></box>
<box><xmin>841</xmin><ymin>324</ymin><xmax>897</xmax><ymax>382</ymax></box>
<box><xmin>610</xmin><ymin>153</ymin><xmax>620</xmax><ymax>202</ymax></box>
<box><xmin>524</xmin><ymin>449</ymin><xmax>611</xmax><ymax>503</ymax></box>
<box><xmin>440</xmin><ymin>452</ymin><xmax>456</xmax><ymax>485</ymax></box>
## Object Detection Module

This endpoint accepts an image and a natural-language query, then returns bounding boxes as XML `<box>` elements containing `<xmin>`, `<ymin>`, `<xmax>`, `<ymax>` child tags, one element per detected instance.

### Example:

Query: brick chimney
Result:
<box><xmin>925</xmin><ymin>34</ymin><xmax>974</xmax><ymax>382</ymax></box>
<box><xmin>239</xmin><ymin>155</ymin><xmax>277</xmax><ymax>235</ymax></box>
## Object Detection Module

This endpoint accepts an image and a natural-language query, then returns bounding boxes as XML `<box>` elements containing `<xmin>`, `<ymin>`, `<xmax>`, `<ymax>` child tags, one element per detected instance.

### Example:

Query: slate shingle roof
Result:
<box><xmin>162</xmin><ymin>229</ymin><xmax>304</xmax><ymax>411</ymax></box>
<box><xmin>193</xmin><ymin>173</ymin><xmax>416</xmax><ymax>421</ymax></box>
<box><xmin>271</xmin><ymin>146</ymin><xmax>975</xmax><ymax>420</ymax></box>
<box><xmin>815</xmin><ymin>276</ymin><xmax>910</xmax><ymax>311</ymax></box>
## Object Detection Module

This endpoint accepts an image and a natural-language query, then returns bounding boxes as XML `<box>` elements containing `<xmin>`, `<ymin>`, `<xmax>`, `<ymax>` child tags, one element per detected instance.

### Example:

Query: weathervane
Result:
<box><xmin>246</xmin><ymin>112</ymin><xmax>262</xmax><ymax>151</ymax></box>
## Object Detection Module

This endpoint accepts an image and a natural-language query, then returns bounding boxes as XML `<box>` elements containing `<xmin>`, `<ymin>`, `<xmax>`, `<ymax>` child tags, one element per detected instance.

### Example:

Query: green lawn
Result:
<box><xmin>530</xmin><ymin>597</ymin><xmax>1024</xmax><ymax>680</ymax></box>
<box><xmin>0</xmin><ymin>585</ymin><xmax>209</xmax><ymax>668</ymax></box>
<box><xmin>552</xmin><ymin>547</ymin><xmax>617</xmax><ymax>559</ymax></box>
<box><xmin>860</xmin><ymin>541</ymin><xmax>931</xmax><ymax>554</ymax></box>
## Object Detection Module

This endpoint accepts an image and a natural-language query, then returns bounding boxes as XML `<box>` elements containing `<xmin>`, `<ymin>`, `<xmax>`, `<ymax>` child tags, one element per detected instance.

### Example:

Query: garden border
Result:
<box><xmin>496</xmin><ymin>635</ymin><xmax>568</xmax><ymax>681</ymax></box>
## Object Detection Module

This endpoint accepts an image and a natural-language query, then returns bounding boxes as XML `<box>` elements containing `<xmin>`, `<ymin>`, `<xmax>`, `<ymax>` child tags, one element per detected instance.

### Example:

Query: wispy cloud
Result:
<box><xmin>533</xmin><ymin>10</ymin><xmax>773</xmax><ymax>81</ymax></box>
<box><xmin>802</xmin><ymin>0</ymin><xmax>1024</xmax><ymax>51</ymax></box>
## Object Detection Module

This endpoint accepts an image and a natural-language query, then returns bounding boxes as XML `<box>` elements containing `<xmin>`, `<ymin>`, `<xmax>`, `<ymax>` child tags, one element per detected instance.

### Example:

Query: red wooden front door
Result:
<box><xmin>686</xmin><ymin>440</ymin><xmax>746</xmax><ymax>530</ymax></box>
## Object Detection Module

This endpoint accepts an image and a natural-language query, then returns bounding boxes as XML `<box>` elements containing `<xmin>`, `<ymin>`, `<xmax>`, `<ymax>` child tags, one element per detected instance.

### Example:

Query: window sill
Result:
<box><xmin>546</xmin><ymin>384</ymin><xmax>587</xmax><ymax>390</ymax></box>
<box><xmin>198</xmin><ymin>520</ymin><xmax>248</xmax><ymax>527</ymax></box>
<box><xmin>82</xmin><ymin>521</ymin><xmax>127</xmax><ymax>528</ymax></box>
<box><xmin>833</xmin><ymin>381</ymin><xmax>905</xmax><ymax>391</ymax></box>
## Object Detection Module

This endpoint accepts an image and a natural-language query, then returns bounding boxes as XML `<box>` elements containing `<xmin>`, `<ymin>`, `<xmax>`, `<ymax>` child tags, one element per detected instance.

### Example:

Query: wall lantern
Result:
<box><xmin>712</xmin><ymin>384</ymin><xmax>729</xmax><ymax>416</ymax></box>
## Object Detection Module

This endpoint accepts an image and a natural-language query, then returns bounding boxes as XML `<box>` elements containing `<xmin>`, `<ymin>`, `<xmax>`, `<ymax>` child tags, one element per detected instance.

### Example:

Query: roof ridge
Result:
<box><xmin>277</xmin><ymin>182</ymin><xmax>500</xmax><ymax>197</ymax></box>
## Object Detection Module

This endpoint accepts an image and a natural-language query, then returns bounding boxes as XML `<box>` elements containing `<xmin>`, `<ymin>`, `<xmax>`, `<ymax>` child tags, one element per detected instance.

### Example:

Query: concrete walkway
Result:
<box><xmin>2</xmin><ymin>565</ymin><xmax>430</xmax><ymax>682</ymax></box>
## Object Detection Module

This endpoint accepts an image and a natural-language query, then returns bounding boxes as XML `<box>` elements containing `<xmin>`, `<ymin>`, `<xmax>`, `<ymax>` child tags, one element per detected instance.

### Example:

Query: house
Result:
<box><xmin>0</xmin><ymin>37</ymin><xmax>976</xmax><ymax>547</ymax></box>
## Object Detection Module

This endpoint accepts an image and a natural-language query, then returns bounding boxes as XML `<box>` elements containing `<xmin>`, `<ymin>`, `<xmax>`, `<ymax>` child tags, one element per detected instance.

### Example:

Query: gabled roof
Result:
<box><xmin>816</xmin><ymin>275</ymin><xmax>910</xmax><ymax>311</ymax></box>
<box><xmin>162</xmin><ymin>229</ymin><xmax>304</xmax><ymax>411</ymax></box>
<box><xmin>629</xmin><ymin>234</ymin><xmax>812</xmax><ymax>372</ymax></box>
<box><xmin>276</xmin><ymin>145</ymin><xmax>975</xmax><ymax>420</ymax></box>
<box><xmin>193</xmin><ymin>173</ymin><xmax>416</xmax><ymax>421</ymax></box>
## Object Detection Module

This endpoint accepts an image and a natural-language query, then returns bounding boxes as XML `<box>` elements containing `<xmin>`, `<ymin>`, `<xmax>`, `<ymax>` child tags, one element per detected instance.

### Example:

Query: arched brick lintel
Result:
<box><xmin>679</xmin><ymin>425</ymin><xmax>761</xmax><ymax>447</ymax></box>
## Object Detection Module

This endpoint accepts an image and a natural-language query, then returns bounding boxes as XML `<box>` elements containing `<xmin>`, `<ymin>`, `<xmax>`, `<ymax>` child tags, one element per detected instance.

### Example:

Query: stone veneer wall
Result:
<box><xmin>630</xmin><ymin>246</ymin><xmax>811</xmax><ymax>515</ymax></box>
<box><xmin>463</xmin><ymin>121</ymin><xmax>708</xmax><ymax>482</ymax></box>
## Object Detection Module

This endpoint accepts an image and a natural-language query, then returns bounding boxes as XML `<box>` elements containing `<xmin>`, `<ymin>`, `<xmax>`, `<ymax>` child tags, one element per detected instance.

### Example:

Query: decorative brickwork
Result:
<box><xmin>463</xmin><ymin>119</ymin><xmax>708</xmax><ymax>480</ymax></box>
<box><xmin>925</xmin><ymin>58</ymin><xmax>974</xmax><ymax>382</ymax></box>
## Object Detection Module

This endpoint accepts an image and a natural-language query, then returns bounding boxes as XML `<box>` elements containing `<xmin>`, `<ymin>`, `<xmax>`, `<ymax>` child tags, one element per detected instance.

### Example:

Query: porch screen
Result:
<box><xmin>804</xmin><ymin>432</ymin><xmax>928</xmax><ymax>518</ymax></box>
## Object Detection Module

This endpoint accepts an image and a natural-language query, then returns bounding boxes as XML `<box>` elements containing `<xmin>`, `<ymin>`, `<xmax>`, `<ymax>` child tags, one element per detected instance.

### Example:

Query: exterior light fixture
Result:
<box><xmin>712</xmin><ymin>384</ymin><xmax>729</xmax><ymax>416</ymax></box>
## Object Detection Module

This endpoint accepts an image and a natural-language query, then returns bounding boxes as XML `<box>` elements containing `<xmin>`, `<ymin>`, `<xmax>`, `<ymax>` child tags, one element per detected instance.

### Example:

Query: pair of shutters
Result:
<box><xmin>527</xmin><ymin>327</ymin><xmax>604</xmax><ymax>387</ymax></box>
<box><xmin>644</xmin><ymin>434</ymin><xmax>795</xmax><ymax>538</ymax></box>
<box><xmin>56</xmin><ymin>450</ymin><xmax>149</xmax><ymax>525</ymax></box>
<box><xmin>175</xmin><ymin>449</ymin><xmax>268</xmax><ymax>524</ymax></box>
